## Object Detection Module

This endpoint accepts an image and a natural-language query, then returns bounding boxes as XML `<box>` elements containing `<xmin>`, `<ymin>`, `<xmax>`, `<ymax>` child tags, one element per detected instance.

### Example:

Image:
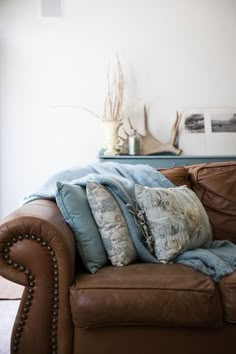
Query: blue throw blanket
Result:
<box><xmin>22</xmin><ymin>162</ymin><xmax>236</xmax><ymax>282</ymax></box>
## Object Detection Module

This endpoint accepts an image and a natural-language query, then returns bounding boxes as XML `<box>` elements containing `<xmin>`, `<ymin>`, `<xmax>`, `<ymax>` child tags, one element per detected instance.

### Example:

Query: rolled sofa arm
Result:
<box><xmin>0</xmin><ymin>200</ymin><xmax>76</xmax><ymax>354</ymax></box>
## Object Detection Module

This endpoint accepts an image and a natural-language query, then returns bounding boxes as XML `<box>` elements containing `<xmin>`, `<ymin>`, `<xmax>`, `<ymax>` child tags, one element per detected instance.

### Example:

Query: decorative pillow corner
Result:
<box><xmin>135</xmin><ymin>184</ymin><xmax>212</xmax><ymax>263</ymax></box>
<box><xmin>86</xmin><ymin>182</ymin><xmax>137</xmax><ymax>266</ymax></box>
<box><xmin>55</xmin><ymin>182</ymin><xmax>108</xmax><ymax>273</ymax></box>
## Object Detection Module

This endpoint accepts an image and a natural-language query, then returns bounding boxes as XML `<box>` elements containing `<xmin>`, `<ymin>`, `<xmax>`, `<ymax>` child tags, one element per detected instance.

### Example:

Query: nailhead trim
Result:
<box><xmin>2</xmin><ymin>235</ymin><xmax>59</xmax><ymax>354</ymax></box>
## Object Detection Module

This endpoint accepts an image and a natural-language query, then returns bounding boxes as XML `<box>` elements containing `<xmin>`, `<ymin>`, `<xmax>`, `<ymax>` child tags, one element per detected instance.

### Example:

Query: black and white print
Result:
<box><xmin>184</xmin><ymin>114</ymin><xmax>205</xmax><ymax>133</ymax></box>
<box><xmin>211</xmin><ymin>113</ymin><xmax>236</xmax><ymax>133</ymax></box>
<box><xmin>178</xmin><ymin>107</ymin><xmax>236</xmax><ymax>155</ymax></box>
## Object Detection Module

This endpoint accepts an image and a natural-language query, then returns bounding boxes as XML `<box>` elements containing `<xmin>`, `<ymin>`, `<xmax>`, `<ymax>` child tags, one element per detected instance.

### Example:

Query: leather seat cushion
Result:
<box><xmin>70</xmin><ymin>263</ymin><xmax>222</xmax><ymax>328</ymax></box>
<box><xmin>218</xmin><ymin>270</ymin><xmax>236</xmax><ymax>323</ymax></box>
<box><xmin>186</xmin><ymin>161</ymin><xmax>236</xmax><ymax>242</ymax></box>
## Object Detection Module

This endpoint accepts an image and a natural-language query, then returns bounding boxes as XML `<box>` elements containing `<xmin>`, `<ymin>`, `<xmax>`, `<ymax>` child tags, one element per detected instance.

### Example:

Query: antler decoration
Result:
<box><xmin>118</xmin><ymin>106</ymin><xmax>182</xmax><ymax>155</ymax></box>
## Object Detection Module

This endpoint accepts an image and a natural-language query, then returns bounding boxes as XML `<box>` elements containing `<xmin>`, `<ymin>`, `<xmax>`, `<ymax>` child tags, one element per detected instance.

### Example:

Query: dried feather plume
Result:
<box><xmin>80</xmin><ymin>56</ymin><xmax>132</xmax><ymax>123</ymax></box>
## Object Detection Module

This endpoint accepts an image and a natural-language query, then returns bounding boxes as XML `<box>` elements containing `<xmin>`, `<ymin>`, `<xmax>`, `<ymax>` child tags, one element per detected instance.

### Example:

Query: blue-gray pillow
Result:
<box><xmin>55</xmin><ymin>182</ymin><xmax>108</xmax><ymax>273</ymax></box>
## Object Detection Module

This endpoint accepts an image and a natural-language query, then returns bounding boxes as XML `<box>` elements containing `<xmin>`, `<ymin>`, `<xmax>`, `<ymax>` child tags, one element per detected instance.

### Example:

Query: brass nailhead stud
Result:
<box><xmin>7</xmin><ymin>236</ymin><xmax>59</xmax><ymax>354</ymax></box>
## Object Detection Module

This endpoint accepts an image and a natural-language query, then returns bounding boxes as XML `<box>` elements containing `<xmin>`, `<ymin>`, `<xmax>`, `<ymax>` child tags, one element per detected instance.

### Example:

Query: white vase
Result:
<box><xmin>103</xmin><ymin>121</ymin><xmax>122</xmax><ymax>156</ymax></box>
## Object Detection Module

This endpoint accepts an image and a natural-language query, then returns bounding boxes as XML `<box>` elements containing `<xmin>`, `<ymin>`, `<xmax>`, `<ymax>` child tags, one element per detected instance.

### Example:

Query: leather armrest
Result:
<box><xmin>0</xmin><ymin>200</ymin><xmax>76</xmax><ymax>354</ymax></box>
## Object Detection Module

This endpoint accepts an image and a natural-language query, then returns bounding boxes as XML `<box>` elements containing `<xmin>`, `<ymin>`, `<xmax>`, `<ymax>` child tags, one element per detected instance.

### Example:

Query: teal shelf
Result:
<box><xmin>99</xmin><ymin>155</ymin><xmax>236</xmax><ymax>168</ymax></box>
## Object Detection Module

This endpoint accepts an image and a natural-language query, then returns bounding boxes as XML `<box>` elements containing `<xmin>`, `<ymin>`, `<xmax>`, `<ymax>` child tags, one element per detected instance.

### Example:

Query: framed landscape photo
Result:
<box><xmin>178</xmin><ymin>107</ymin><xmax>236</xmax><ymax>155</ymax></box>
<box><xmin>211</xmin><ymin>112</ymin><xmax>236</xmax><ymax>133</ymax></box>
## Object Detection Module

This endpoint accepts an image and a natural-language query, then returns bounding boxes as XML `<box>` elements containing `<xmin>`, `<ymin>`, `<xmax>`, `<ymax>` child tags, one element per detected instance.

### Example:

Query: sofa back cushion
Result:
<box><xmin>186</xmin><ymin>161</ymin><xmax>236</xmax><ymax>242</ymax></box>
<box><xmin>159</xmin><ymin>166</ymin><xmax>189</xmax><ymax>187</ymax></box>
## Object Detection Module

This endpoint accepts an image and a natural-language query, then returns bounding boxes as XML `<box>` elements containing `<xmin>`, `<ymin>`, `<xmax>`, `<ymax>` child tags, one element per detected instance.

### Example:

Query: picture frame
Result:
<box><xmin>178</xmin><ymin>107</ymin><xmax>236</xmax><ymax>155</ymax></box>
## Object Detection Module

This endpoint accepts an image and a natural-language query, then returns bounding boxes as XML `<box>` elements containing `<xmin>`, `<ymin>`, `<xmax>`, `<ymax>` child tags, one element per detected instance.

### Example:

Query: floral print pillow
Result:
<box><xmin>86</xmin><ymin>182</ymin><xmax>137</xmax><ymax>266</ymax></box>
<box><xmin>135</xmin><ymin>184</ymin><xmax>212</xmax><ymax>263</ymax></box>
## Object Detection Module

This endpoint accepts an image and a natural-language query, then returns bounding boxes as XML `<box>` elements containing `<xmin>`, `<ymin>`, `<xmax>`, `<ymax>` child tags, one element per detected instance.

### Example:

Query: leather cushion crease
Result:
<box><xmin>70</xmin><ymin>263</ymin><xmax>222</xmax><ymax>328</ymax></box>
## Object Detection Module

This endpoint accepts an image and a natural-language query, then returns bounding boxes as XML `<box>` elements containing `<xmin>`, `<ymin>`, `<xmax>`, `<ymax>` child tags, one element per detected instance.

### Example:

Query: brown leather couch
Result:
<box><xmin>0</xmin><ymin>161</ymin><xmax>236</xmax><ymax>354</ymax></box>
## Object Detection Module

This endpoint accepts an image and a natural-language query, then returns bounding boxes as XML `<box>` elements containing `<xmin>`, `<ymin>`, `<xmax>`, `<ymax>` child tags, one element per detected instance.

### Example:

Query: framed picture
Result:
<box><xmin>178</xmin><ymin>107</ymin><xmax>236</xmax><ymax>155</ymax></box>
<box><xmin>211</xmin><ymin>113</ymin><xmax>236</xmax><ymax>133</ymax></box>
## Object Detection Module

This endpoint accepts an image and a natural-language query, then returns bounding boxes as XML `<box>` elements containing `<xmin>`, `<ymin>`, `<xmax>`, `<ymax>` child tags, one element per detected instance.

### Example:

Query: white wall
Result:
<box><xmin>0</xmin><ymin>0</ymin><xmax>236</xmax><ymax>217</ymax></box>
